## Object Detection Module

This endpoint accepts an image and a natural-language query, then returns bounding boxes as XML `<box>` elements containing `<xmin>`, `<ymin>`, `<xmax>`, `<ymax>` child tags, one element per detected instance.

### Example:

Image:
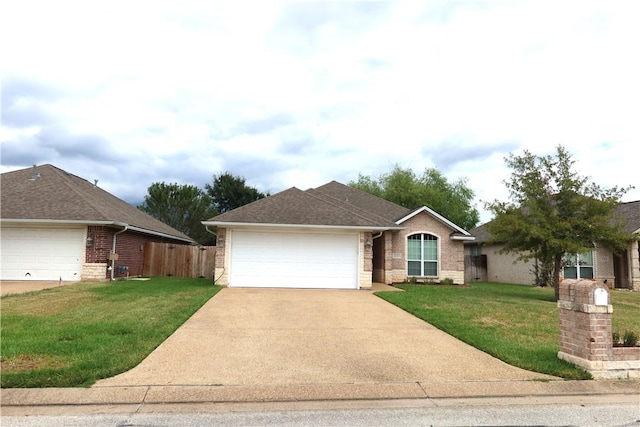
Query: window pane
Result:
<box><xmin>408</xmin><ymin>261</ymin><xmax>421</xmax><ymax>276</ymax></box>
<box><xmin>407</xmin><ymin>239</ymin><xmax>421</xmax><ymax>260</ymax></box>
<box><xmin>564</xmin><ymin>267</ymin><xmax>577</xmax><ymax>279</ymax></box>
<box><xmin>423</xmin><ymin>239</ymin><xmax>437</xmax><ymax>261</ymax></box>
<box><xmin>563</xmin><ymin>253</ymin><xmax>576</xmax><ymax>267</ymax></box>
<box><xmin>424</xmin><ymin>261</ymin><xmax>437</xmax><ymax>276</ymax></box>
<box><xmin>579</xmin><ymin>267</ymin><xmax>594</xmax><ymax>279</ymax></box>
<box><xmin>578</xmin><ymin>251</ymin><xmax>593</xmax><ymax>266</ymax></box>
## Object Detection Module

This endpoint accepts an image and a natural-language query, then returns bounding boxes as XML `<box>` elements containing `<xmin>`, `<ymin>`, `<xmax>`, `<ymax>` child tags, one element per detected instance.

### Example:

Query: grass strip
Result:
<box><xmin>376</xmin><ymin>282</ymin><xmax>638</xmax><ymax>380</ymax></box>
<box><xmin>1</xmin><ymin>277</ymin><xmax>220</xmax><ymax>388</ymax></box>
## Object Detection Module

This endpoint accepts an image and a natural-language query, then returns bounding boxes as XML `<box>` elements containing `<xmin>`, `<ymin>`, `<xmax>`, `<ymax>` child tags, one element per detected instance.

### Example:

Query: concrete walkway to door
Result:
<box><xmin>95</xmin><ymin>287</ymin><xmax>555</xmax><ymax>390</ymax></box>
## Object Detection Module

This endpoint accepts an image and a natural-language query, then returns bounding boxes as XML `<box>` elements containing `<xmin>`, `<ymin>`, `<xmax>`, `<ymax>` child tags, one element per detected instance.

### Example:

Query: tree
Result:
<box><xmin>350</xmin><ymin>165</ymin><xmax>480</xmax><ymax>230</ymax></box>
<box><xmin>484</xmin><ymin>145</ymin><xmax>633</xmax><ymax>300</ymax></box>
<box><xmin>205</xmin><ymin>172</ymin><xmax>268</xmax><ymax>214</ymax></box>
<box><xmin>138</xmin><ymin>182</ymin><xmax>217</xmax><ymax>245</ymax></box>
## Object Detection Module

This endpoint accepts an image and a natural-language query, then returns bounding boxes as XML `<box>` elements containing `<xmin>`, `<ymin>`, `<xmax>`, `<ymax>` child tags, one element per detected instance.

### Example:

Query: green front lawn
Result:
<box><xmin>376</xmin><ymin>282</ymin><xmax>640</xmax><ymax>380</ymax></box>
<box><xmin>1</xmin><ymin>278</ymin><xmax>220</xmax><ymax>388</ymax></box>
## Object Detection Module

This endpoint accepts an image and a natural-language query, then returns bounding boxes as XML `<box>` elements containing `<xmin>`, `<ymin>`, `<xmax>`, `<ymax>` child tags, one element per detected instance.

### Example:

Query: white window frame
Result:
<box><xmin>407</xmin><ymin>233</ymin><xmax>439</xmax><ymax>277</ymax></box>
<box><xmin>563</xmin><ymin>251</ymin><xmax>595</xmax><ymax>280</ymax></box>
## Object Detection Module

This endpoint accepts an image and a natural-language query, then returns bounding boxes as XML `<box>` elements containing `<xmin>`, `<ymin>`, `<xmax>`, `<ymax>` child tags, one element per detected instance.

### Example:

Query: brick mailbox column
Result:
<box><xmin>557</xmin><ymin>278</ymin><xmax>614</xmax><ymax>377</ymax></box>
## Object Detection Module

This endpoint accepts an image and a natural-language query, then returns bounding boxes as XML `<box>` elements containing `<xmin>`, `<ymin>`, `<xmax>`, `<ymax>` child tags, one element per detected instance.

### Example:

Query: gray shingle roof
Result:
<box><xmin>614</xmin><ymin>200</ymin><xmax>640</xmax><ymax>233</ymax></box>
<box><xmin>468</xmin><ymin>199</ymin><xmax>640</xmax><ymax>244</ymax></box>
<box><xmin>1</xmin><ymin>164</ymin><xmax>194</xmax><ymax>242</ymax></box>
<box><xmin>311</xmin><ymin>181</ymin><xmax>412</xmax><ymax>222</ymax></box>
<box><xmin>205</xmin><ymin>184</ymin><xmax>403</xmax><ymax>229</ymax></box>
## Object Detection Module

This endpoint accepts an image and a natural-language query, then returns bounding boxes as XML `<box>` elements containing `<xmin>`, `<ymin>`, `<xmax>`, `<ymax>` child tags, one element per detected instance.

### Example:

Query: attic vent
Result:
<box><xmin>29</xmin><ymin>164</ymin><xmax>40</xmax><ymax>181</ymax></box>
<box><xmin>344</xmin><ymin>197</ymin><xmax>349</xmax><ymax>202</ymax></box>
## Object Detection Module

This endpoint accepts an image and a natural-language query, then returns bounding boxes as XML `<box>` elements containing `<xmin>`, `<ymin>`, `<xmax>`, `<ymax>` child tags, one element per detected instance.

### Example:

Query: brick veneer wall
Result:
<box><xmin>359</xmin><ymin>231</ymin><xmax>373</xmax><ymax>289</ymax></box>
<box><xmin>213</xmin><ymin>228</ymin><xmax>229</xmax><ymax>285</ymax></box>
<box><xmin>558</xmin><ymin>280</ymin><xmax>612</xmax><ymax>361</ymax></box>
<box><xmin>390</xmin><ymin>212</ymin><xmax>466</xmax><ymax>284</ymax></box>
<box><xmin>114</xmin><ymin>231</ymin><xmax>155</xmax><ymax>278</ymax></box>
<box><xmin>558</xmin><ymin>278</ymin><xmax>640</xmax><ymax>379</ymax></box>
<box><xmin>84</xmin><ymin>226</ymin><xmax>190</xmax><ymax>280</ymax></box>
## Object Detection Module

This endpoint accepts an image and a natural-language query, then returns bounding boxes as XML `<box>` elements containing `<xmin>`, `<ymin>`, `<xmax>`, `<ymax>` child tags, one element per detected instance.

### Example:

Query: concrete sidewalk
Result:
<box><xmin>2</xmin><ymin>379</ymin><xmax>639</xmax><ymax>410</ymax></box>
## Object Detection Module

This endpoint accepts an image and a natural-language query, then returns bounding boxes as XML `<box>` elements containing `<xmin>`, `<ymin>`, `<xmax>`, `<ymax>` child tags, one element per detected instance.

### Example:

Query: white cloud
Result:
<box><xmin>2</xmin><ymin>0</ymin><xmax>639</xmax><ymax>226</ymax></box>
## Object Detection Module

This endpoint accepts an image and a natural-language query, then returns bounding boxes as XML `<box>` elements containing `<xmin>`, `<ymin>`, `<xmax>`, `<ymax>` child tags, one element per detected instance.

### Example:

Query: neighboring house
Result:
<box><xmin>464</xmin><ymin>201</ymin><xmax>640</xmax><ymax>291</ymax></box>
<box><xmin>202</xmin><ymin>181</ymin><xmax>474</xmax><ymax>289</ymax></box>
<box><xmin>1</xmin><ymin>164</ymin><xmax>195</xmax><ymax>282</ymax></box>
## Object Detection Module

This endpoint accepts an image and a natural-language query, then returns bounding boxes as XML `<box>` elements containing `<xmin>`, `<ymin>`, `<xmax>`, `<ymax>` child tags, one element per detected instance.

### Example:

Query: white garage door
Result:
<box><xmin>230</xmin><ymin>230</ymin><xmax>358</xmax><ymax>289</ymax></box>
<box><xmin>0</xmin><ymin>227</ymin><xmax>84</xmax><ymax>281</ymax></box>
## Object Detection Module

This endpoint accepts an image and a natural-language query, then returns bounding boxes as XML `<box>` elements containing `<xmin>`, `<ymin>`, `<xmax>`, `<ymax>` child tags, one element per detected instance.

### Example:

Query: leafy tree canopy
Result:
<box><xmin>138</xmin><ymin>182</ymin><xmax>218</xmax><ymax>245</ymax></box>
<box><xmin>205</xmin><ymin>172</ymin><xmax>268</xmax><ymax>214</ymax></box>
<box><xmin>484</xmin><ymin>145</ymin><xmax>634</xmax><ymax>300</ymax></box>
<box><xmin>349</xmin><ymin>164</ymin><xmax>480</xmax><ymax>230</ymax></box>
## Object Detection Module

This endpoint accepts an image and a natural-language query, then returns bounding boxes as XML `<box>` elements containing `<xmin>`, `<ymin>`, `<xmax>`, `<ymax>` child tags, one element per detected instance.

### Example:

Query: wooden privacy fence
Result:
<box><xmin>143</xmin><ymin>242</ymin><xmax>216</xmax><ymax>279</ymax></box>
<box><xmin>464</xmin><ymin>254</ymin><xmax>487</xmax><ymax>283</ymax></box>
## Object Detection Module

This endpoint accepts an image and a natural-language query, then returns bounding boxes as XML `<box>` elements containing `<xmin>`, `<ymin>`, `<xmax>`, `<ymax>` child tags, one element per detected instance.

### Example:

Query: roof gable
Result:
<box><xmin>1</xmin><ymin>164</ymin><xmax>193</xmax><ymax>242</ymax></box>
<box><xmin>397</xmin><ymin>206</ymin><xmax>473</xmax><ymax>238</ymax></box>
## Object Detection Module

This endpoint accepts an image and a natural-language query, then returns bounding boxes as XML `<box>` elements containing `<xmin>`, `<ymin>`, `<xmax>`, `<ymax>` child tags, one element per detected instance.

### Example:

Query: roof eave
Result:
<box><xmin>0</xmin><ymin>219</ymin><xmax>126</xmax><ymax>226</ymax></box>
<box><xmin>126</xmin><ymin>225</ymin><xmax>195</xmax><ymax>243</ymax></box>
<box><xmin>0</xmin><ymin>219</ymin><xmax>194</xmax><ymax>243</ymax></box>
<box><xmin>451</xmin><ymin>235</ymin><xmax>476</xmax><ymax>241</ymax></box>
<box><xmin>201</xmin><ymin>221</ymin><xmax>404</xmax><ymax>231</ymax></box>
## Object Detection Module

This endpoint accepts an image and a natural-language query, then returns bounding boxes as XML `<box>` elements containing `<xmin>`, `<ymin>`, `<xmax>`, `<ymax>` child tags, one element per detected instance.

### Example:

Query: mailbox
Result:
<box><xmin>594</xmin><ymin>287</ymin><xmax>608</xmax><ymax>306</ymax></box>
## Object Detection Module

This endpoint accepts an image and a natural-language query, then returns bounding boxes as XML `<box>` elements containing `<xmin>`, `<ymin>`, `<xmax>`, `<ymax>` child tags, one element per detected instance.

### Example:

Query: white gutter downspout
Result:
<box><xmin>110</xmin><ymin>224</ymin><xmax>128</xmax><ymax>281</ymax></box>
<box><xmin>205</xmin><ymin>225</ymin><xmax>217</xmax><ymax>240</ymax></box>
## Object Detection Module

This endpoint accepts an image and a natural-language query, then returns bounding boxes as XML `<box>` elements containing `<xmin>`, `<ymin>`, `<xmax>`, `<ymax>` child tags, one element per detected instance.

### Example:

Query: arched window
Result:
<box><xmin>407</xmin><ymin>233</ymin><xmax>438</xmax><ymax>277</ymax></box>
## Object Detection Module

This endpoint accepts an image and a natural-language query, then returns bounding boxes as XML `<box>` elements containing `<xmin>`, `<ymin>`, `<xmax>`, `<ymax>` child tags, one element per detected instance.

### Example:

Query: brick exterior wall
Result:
<box><xmin>359</xmin><ymin>231</ymin><xmax>373</xmax><ymax>289</ymax></box>
<box><xmin>481</xmin><ymin>244</ymin><xmax>536</xmax><ymax>285</ymax></box>
<box><xmin>114</xmin><ymin>231</ymin><xmax>157</xmax><ymax>278</ymax></box>
<box><xmin>213</xmin><ymin>227</ymin><xmax>228</xmax><ymax>285</ymax></box>
<box><xmin>557</xmin><ymin>279</ymin><xmax>640</xmax><ymax>379</ymax></box>
<box><xmin>83</xmin><ymin>225</ymin><xmax>190</xmax><ymax>281</ymax></box>
<box><xmin>389</xmin><ymin>212</ymin><xmax>466</xmax><ymax>284</ymax></box>
<box><xmin>629</xmin><ymin>240</ymin><xmax>640</xmax><ymax>291</ymax></box>
<box><xmin>472</xmin><ymin>243</ymin><xmax>633</xmax><ymax>289</ymax></box>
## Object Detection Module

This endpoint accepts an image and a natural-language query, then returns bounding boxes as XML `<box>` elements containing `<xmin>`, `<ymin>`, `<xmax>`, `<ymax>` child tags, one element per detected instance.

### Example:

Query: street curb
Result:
<box><xmin>2</xmin><ymin>380</ymin><xmax>638</xmax><ymax>407</ymax></box>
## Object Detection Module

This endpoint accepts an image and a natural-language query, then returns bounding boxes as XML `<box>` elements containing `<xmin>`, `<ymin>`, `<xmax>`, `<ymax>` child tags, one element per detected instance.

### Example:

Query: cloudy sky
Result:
<box><xmin>2</xmin><ymin>0</ymin><xmax>638</xmax><ymax>225</ymax></box>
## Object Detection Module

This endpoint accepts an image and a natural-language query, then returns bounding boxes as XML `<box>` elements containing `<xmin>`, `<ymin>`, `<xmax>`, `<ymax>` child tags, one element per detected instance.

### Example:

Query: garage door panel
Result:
<box><xmin>1</xmin><ymin>228</ymin><xmax>84</xmax><ymax>281</ymax></box>
<box><xmin>230</xmin><ymin>231</ymin><xmax>358</xmax><ymax>289</ymax></box>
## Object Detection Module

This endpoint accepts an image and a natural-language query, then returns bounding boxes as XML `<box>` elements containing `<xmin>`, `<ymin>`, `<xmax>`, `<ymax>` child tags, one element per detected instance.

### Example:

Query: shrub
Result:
<box><xmin>623</xmin><ymin>331</ymin><xmax>638</xmax><ymax>347</ymax></box>
<box><xmin>440</xmin><ymin>278</ymin><xmax>454</xmax><ymax>286</ymax></box>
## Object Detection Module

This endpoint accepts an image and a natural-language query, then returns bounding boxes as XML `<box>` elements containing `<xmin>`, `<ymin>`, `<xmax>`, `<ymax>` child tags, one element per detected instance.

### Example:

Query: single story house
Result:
<box><xmin>0</xmin><ymin>164</ymin><xmax>195</xmax><ymax>282</ymax></box>
<box><xmin>202</xmin><ymin>181</ymin><xmax>474</xmax><ymax>289</ymax></box>
<box><xmin>464</xmin><ymin>200</ymin><xmax>640</xmax><ymax>291</ymax></box>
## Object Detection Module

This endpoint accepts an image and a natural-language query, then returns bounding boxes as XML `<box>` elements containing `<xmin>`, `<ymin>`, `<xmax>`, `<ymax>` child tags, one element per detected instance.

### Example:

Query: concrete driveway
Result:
<box><xmin>95</xmin><ymin>287</ymin><xmax>554</xmax><ymax>388</ymax></box>
<box><xmin>0</xmin><ymin>280</ymin><xmax>71</xmax><ymax>296</ymax></box>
